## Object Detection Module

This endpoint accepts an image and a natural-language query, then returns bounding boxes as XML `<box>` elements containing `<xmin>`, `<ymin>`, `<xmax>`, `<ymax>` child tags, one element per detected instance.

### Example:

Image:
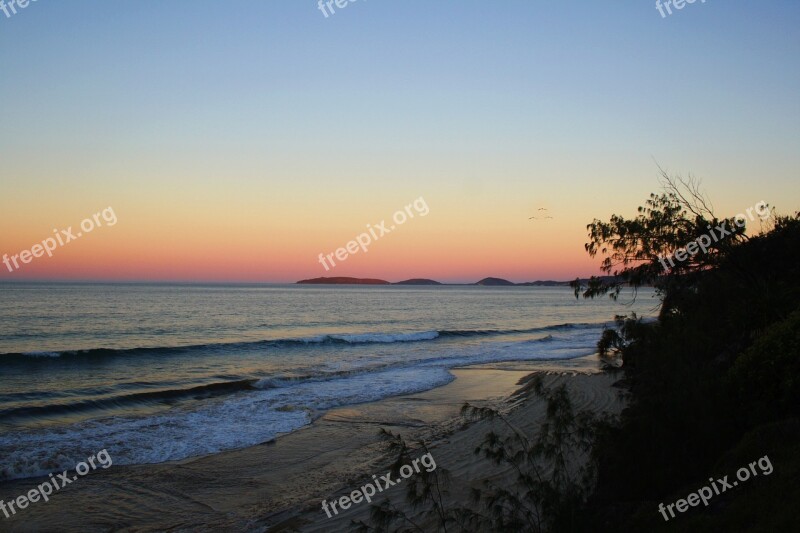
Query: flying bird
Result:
<box><xmin>530</xmin><ymin>207</ymin><xmax>552</xmax><ymax>220</ymax></box>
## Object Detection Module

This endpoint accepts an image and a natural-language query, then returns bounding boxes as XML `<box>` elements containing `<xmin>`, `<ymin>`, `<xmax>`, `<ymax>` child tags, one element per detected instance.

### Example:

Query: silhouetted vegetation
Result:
<box><xmin>360</xmin><ymin>177</ymin><xmax>800</xmax><ymax>531</ymax></box>
<box><xmin>455</xmin><ymin>379</ymin><xmax>608</xmax><ymax>533</ymax></box>
<box><xmin>356</xmin><ymin>378</ymin><xmax>605</xmax><ymax>532</ymax></box>
<box><xmin>574</xmin><ymin>177</ymin><xmax>800</xmax><ymax>530</ymax></box>
<box><xmin>353</xmin><ymin>430</ymin><xmax>452</xmax><ymax>532</ymax></box>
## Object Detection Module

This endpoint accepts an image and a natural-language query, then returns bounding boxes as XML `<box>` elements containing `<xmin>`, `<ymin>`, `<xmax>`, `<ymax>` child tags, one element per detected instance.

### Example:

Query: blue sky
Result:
<box><xmin>1</xmin><ymin>0</ymin><xmax>799</xmax><ymax>281</ymax></box>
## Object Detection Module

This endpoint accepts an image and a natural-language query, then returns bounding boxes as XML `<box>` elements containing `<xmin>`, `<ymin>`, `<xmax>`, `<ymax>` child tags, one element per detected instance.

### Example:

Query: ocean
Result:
<box><xmin>0</xmin><ymin>283</ymin><xmax>658</xmax><ymax>481</ymax></box>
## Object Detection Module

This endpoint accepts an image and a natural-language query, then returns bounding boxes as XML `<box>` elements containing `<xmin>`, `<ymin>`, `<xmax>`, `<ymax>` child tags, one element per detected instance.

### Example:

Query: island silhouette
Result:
<box><xmin>295</xmin><ymin>276</ymin><xmax>617</xmax><ymax>286</ymax></box>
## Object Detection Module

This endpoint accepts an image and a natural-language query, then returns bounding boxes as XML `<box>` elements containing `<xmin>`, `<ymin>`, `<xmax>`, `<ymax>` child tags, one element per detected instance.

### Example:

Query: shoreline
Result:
<box><xmin>0</xmin><ymin>355</ymin><xmax>620</xmax><ymax>532</ymax></box>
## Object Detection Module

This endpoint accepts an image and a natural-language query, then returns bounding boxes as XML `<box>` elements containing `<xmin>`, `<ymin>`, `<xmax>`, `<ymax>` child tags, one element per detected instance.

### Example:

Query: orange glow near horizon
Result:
<box><xmin>0</xmin><ymin>191</ymin><xmax>609</xmax><ymax>283</ymax></box>
<box><xmin>2</xmin><ymin>183</ymin><xmax>790</xmax><ymax>283</ymax></box>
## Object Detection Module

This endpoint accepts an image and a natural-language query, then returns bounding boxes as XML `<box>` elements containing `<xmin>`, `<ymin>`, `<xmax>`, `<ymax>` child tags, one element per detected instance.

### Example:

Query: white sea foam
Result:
<box><xmin>0</xmin><ymin>367</ymin><xmax>455</xmax><ymax>481</ymax></box>
<box><xmin>21</xmin><ymin>351</ymin><xmax>62</xmax><ymax>358</ymax></box>
<box><xmin>330</xmin><ymin>331</ymin><xmax>440</xmax><ymax>343</ymax></box>
<box><xmin>0</xmin><ymin>326</ymin><xmax>606</xmax><ymax>481</ymax></box>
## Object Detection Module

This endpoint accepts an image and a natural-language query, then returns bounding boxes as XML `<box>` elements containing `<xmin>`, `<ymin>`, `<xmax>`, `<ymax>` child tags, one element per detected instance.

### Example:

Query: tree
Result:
<box><xmin>570</xmin><ymin>171</ymin><xmax>750</xmax><ymax>303</ymax></box>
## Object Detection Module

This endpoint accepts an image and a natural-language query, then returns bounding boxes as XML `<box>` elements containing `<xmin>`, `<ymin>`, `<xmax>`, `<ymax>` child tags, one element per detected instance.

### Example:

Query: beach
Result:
<box><xmin>0</xmin><ymin>355</ymin><xmax>624</xmax><ymax>532</ymax></box>
<box><xmin>2</xmin><ymin>3</ymin><xmax>797</xmax><ymax>530</ymax></box>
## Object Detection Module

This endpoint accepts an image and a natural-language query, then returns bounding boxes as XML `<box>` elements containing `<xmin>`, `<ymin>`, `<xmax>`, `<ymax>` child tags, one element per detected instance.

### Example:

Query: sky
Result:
<box><xmin>1</xmin><ymin>0</ymin><xmax>798</xmax><ymax>283</ymax></box>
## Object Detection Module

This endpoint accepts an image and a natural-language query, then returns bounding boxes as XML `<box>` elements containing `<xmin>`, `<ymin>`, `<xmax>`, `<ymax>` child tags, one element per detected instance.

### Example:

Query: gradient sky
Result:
<box><xmin>1</xmin><ymin>0</ymin><xmax>798</xmax><ymax>283</ymax></box>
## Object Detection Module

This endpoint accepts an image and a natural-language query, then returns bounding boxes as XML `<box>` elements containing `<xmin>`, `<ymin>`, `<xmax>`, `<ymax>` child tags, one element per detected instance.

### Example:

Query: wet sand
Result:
<box><xmin>0</xmin><ymin>356</ymin><xmax>622</xmax><ymax>532</ymax></box>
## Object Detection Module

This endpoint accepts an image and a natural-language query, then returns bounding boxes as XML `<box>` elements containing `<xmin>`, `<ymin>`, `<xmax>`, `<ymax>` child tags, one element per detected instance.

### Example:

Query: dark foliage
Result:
<box><xmin>575</xmin><ymin>178</ymin><xmax>800</xmax><ymax>530</ymax></box>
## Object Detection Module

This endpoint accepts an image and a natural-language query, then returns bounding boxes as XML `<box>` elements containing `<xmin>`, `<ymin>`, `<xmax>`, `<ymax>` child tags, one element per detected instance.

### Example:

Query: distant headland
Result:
<box><xmin>295</xmin><ymin>276</ymin><xmax>613</xmax><ymax>286</ymax></box>
<box><xmin>296</xmin><ymin>277</ymin><xmax>391</xmax><ymax>285</ymax></box>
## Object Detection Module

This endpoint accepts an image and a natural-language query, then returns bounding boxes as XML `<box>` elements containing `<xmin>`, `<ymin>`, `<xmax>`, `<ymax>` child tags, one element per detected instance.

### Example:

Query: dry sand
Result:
<box><xmin>0</xmin><ymin>356</ymin><xmax>624</xmax><ymax>532</ymax></box>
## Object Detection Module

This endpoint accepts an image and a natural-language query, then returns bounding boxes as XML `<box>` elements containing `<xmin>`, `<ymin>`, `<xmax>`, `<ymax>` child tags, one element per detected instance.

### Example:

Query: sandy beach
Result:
<box><xmin>0</xmin><ymin>355</ymin><xmax>623</xmax><ymax>532</ymax></box>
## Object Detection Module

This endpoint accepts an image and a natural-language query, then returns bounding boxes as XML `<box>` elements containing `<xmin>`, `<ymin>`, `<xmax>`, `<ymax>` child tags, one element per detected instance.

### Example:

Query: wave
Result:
<box><xmin>0</xmin><ymin>326</ymin><xmax>606</xmax><ymax>481</ymax></box>
<box><xmin>0</xmin><ymin>367</ymin><xmax>458</xmax><ymax>481</ymax></box>
<box><xmin>0</xmin><ymin>329</ymin><xmax>595</xmax><ymax>430</ymax></box>
<box><xmin>438</xmin><ymin>323</ymin><xmax>584</xmax><ymax>337</ymax></box>
<box><xmin>0</xmin><ymin>380</ymin><xmax>257</xmax><ymax>423</ymax></box>
<box><xmin>18</xmin><ymin>351</ymin><xmax>61</xmax><ymax>358</ymax></box>
<box><xmin>0</xmin><ymin>322</ymin><xmax>600</xmax><ymax>361</ymax></box>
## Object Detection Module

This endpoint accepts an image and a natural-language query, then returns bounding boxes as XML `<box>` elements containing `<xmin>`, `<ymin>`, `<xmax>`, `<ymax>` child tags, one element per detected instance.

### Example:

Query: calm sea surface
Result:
<box><xmin>0</xmin><ymin>283</ymin><xmax>658</xmax><ymax>480</ymax></box>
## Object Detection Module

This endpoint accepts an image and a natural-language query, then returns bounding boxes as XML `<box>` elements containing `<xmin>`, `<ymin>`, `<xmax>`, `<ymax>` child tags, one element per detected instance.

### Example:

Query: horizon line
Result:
<box><xmin>0</xmin><ymin>276</ymin><xmax>602</xmax><ymax>285</ymax></box>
